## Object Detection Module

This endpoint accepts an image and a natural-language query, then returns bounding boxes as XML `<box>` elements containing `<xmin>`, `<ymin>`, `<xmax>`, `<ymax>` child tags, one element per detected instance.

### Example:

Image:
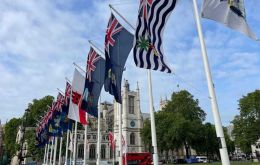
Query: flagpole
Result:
<box><xmin>147</xmin><ymin>70</ymin><xmax>159</xmax><ymax>165</ymax></box>
<box><xmin>58</xmin><ymin>137</ymin><xmax>63</xmax><ymax>165</ymax></box>
<box><xmin>89</xmin><ymin>40</ymin><xmax>105</xmax><ymax>56</ymax></box>
<box><xmin>83</xmin><ymin>125</ymin><xmax>88</xmax><ymax>165</ymax></box>
<box><xmin>118</xmin><ymin>103</ymin><xmax>122</xmax><ymax>165</ymax></box>
<box><xmin>43</xmin><ymin>144</ymin><xmax>47</xmax><ymax>165</ymax></box>
<box><xmin>192</xmin><ymin>0</ymin><xmax>230</xmax><ymax>165</ymax></box>
<box><xmin>50</xmin><ymin>138</ymin><xmax>54</xmax><ymax>165</ymax></box>
<box><xmin>73</xmin><ymin>122</ymin><xmax>78</xmax><ymax>165</ymax></box>
<box><xmin>53</xmin><ymin>137</ymin><xmax>58</xmax><ymax>165</ymax></box>
<box><xmin>96</xmin><ymin>98</ymin><xmax>101</xmax><ymax>165</ymax></box>
<box><xmin>46</xmin><ymin>142</ymin><xmax>50</xmax><ymax>165</ymax></box>
<box><xmin>109</xmin><ymin>4</ymin><xmax>135</xmax><ymax>30</ymax></box>
<box><xmin>65</xmin><ymin>129</ymin><xmax>70</xmax><ymax>165</ymax></box>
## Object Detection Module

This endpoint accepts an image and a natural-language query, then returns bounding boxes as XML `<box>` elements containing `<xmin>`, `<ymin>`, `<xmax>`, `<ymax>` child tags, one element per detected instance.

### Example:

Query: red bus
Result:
<box><xmin>122</xmin><ymin>152</ymin><xmax>152</xmax><ymax>165</ymax></box>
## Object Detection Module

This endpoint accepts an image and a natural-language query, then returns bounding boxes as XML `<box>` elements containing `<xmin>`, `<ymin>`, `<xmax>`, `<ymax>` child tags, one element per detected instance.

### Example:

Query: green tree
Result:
<box><xmin>232</xmin><ymin>90</ymin><xmax>260</xmax><ymax>153</ymax></box>
<box><xmin>140</xmin><ymin>90</ymin><xmax>206</xmax><ymax>160</ymax></box>
<box><xmin>25</xmin><ymin>129</ymin><xmax>44</xmax><ymax>161</ymax></box>
<box><xmin>194</xmin><ymin>123</ymin><xmax>219</xmax><ymax>160</ymax></box>
<box><xmin>163</xmin><ymin>90</ymin><xmax>206</xmax><ymax>158</ymax></box>
<box><xmin>23</xmin><ymin>95</ymin><xmax>54</xmax><ymax>127</ymax></box>
<box><xmin>3</xmin><ymin>118</ymin><xmax>22</xmax><ymax>159</ymax></box>
<box><xmin>140</xmin><ymin>119</ymin><xmax>152</xmax><ymax>152</ymax></box>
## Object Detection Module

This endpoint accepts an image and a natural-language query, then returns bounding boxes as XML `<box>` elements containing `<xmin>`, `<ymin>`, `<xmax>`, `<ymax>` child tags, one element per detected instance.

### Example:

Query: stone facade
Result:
<box><xmin>74</xmin><ymin>80</ymin><xmax>144</xmax><ymax>163</ymax></box>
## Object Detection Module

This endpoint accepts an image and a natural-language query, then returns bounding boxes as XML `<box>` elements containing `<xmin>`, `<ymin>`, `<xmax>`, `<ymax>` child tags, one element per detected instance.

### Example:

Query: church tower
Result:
<box><xmin>114</xmin><ymin>80</ymin><xmax>143</xmax><ymax>153</ymax></box>
<box><xmin>122</xmin><ymin>80</ymin><xmax>143</xmax><ymax>153</ymax></box>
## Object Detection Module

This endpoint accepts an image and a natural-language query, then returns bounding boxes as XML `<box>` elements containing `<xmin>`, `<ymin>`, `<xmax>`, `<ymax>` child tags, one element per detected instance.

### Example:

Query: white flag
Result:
<box><xmin>201</xmin><ymin>0</ymin><xmax>257</xmax><ymax>40</ymax></box>
<box><xmin>68</xmin><ymin>69</ymin><xmax>87</xmax><ymax>125</ymax></box>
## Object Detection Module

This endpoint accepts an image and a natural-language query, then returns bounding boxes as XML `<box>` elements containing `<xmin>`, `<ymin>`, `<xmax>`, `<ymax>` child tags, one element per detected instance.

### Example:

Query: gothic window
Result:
<box><xmin>101</xmin><ymin>144</ymin><xmax>106</xmax><ymax>159</ymax></box>
<box><xmin>129</xmin><ymin>96</ymin><xmax>135</xmax><ymax>114</ymax></box>
<box><xmin>130</xmin><ymin>132</ymin><xmax>135</xmax><ymax>145</ymax></box>
<box><xmin>89</xmin><ymin>144</ymin><xmax>96</xmax><ymax>159</ymax></box>
<box><xmin>78</xmin><ymin>144</ymin><xmax>84</xmax><ymax>158</ymax></box>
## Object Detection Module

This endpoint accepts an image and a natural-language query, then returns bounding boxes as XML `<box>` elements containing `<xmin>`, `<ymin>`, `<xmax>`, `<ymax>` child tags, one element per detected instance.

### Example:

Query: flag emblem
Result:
<box><xmin>72</xmin><ymin>91</ymin><xmax>82</xmax><ymax>105</ymax></box>
<box><xmin>105</xmin><ymin>16</ymin><xmax>123</xmax><ymax>54</ymax></box>
<box><xmin>87</xmin><ymin>50</ymin><xmax>101</xmax><ymax>81</ymax></box>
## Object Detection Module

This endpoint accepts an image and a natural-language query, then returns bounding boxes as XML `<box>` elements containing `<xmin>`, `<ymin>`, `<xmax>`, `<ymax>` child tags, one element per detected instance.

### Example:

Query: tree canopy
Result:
<box><xmin>3</xmin><ymin>118</ymin><xmax>21</xmax><ymax>158</ymax></box>
<box><xmin>232</xmin><ymin>90</ymin><xmax>260</xmax><ymax>153</ymax></box>
<box><xmin>141</xmin><ymin>90</ymin><xmax>207</xmax><ymax>158</ymax></box>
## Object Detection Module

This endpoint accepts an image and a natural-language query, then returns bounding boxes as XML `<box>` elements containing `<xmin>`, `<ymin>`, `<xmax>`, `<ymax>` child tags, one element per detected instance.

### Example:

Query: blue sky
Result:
<box><xmin>0</xmin><ymin>0</ymin><xmax>259</xmax><ymax>126</ymax></box>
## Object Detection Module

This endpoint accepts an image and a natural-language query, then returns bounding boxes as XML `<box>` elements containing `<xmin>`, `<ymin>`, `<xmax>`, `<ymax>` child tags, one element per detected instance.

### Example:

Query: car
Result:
<box><xmin>196</xmin><ymin>156</ymin><xmax>208</xmax><ymax>163</ymax></box>
<box><xmin>185</xmin><ymin>156</ymin><xmax>198</xmax><ymax>164</ymax></box>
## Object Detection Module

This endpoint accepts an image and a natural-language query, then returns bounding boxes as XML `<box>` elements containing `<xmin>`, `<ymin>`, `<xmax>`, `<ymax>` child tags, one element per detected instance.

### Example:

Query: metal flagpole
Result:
<box><xmin>118</xmin><ymin>103</ymin><xmax>122</xmax><ymax>165</ymax></box>
<box><xmin>96</xmin><ymin>98</ymin><xmax>101</xmax><ymax>165</ymax></box>
<box><xmin>106</xmin><ymin>6</ymin><xmax>159</xmax><ymax>165</ymax></box>
<box><xmin>147</xmin><ymin>70</ymin><xmax>158</xmax><ymax>165</ymax></box>
<box><xmin>43</xmin><ymin>144</ymin><xmax>47</xmax><ymax>164</ymax></box>
<box><xmin>73</xmin><ymin>122</ymin><xmax>78</xmax><ymax>165</ymax></box>
<box><xmin>65</xmin><ymin>130</ymin><xmax>70</xmax><ymax>165</ymax></box>
<box><xmin>58</xmin><ymin>137</ymin><xmax>63</xmax><ymax>165</ymax></box>
<box><xmin>192</xmin><ymin>0</ymin><xmax>230</xmax><ymax>164</ymax></box>
<box><xmin>83</xmin><ymin>125</ymin><xmax>88</xmax><ymax>165</ymax></box>
<box><xmin>50</xmin><ymin>138</ymin><xmax>54</xmax><ymax>165</ymax></box>
<box><xmin>46</xmin><ymin>142</ymin><xmax>50</xmax><ymax>165</ymax></box>
<box><xmin>53</xmin><ymin>137</ymin><xmax>58</xmax><ymax>165</ymax></box>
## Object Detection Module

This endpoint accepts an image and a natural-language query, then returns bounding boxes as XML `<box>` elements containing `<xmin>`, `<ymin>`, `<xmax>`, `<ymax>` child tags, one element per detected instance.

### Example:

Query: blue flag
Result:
<box><xmin>60</xmin><ymin>82</ymin><xmax>73</xmax><ymax>131</ymax></box>
<box><xmin>80</xmin><ymin>47</ymin><xmax>106</xmax><ymax>118</ymax></box>
<box><xmin>104</xmin><ymin>13</ymin><xmax>134</xmax><ymax>103</ymax></box>
<box><xmin>47</xmin><ymin>102</ymin><xmax>62</xmax><ymax>137</ymax></box>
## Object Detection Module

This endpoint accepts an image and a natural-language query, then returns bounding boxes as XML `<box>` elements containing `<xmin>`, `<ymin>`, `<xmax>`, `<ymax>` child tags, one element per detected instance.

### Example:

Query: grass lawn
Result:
<box><xmin>166</xmin><ymin>161</ymin><xmax>260</xmax><ymax>165</ymax></box>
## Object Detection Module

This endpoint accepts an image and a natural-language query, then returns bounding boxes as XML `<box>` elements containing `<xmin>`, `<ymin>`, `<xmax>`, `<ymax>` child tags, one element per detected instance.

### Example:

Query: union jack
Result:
<box><xmin>64</xmin><ymin>82</ymin><xmax>71</xmax><ymax>106</ymax></box>
<box><xmin>86</xmin><ymin>48</ymin><xmax>101</xmax><ymax>81</ymax></box>
<box><xmin>105</xmin><ymin>15</ymin><xmax>123</xmax><ymax>55</ymax></box>
<box><xmin>140</xmin><ymin>0</ymin><xmax>153</xmax><ymax>18</ymax></box>
<box><xmin>56</xmin><ymin>93</ymin><xmax>64</xmax><ymax>111</ymax></box>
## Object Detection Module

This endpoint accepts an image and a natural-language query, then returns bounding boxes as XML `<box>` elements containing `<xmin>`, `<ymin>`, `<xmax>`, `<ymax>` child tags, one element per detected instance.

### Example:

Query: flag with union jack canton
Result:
<box><xmin>60</xmin><ymin>82</ymin><xmax>73</xmax><ymax>131</ymax></box>
<box><xmin>104</xmin><ymin>13</ymin><xmax>134</xmax><ymax>103</ymax></box>
<box><xmin>133</xmin><ymin>0</ymin><xmax>177</xmax><ymax>73</ymax></box>
<box><xmin>80</xmin><ymin>47</ymin><xmax>105</xmax><ymax>118</ymax></box>
<box><xmin>48</xmin><ymin>97</ymin><xmax>63</xmax><ymax>137</ymax></box>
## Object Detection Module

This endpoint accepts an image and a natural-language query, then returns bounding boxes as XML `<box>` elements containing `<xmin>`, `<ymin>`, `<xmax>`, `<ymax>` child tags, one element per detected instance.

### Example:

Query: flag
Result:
<box><xmin>201</xmin><ymin>0</ymin><xmax>257</xmax><ymax>40</ymax></box>
<box><xmin>109</xmin><ymin>132</ymin><xmax>116</xmax><ymax>150</ymax></box>
<box><xmin>61</xmin><ymin>82</ymin><xmax>73</xmax><ymax>131</ymax></box>
<box><xmin>47</xmin><ymin>101</ymin><xmax>62</xmax><ymax>137</ymax></box>
<box><xmin>56</xmin><ymin>92</ymin><xmax>64</xmax><ymax>112</ymax></box>
<box><xmin>68</xmin><ymin>69</ymin><xmax>88</xmax><ymax>125</ymax></box>
<box><xmin>104</xmin><ymin>13</ymin><xmax>134</xmax><ymax>103</ymax></box>
<box><xmin>122</xmin><ymin>135</ymin><xmax>127</xmax><ymax>154</ymax></box>
<box><xmin>133</xmin><ymin>0</ymin><xmax>177</xmax><ymax>73</ymax></box>
<box><xmin>80</xmin><ymin>47</ymin><xmax>106</xmax><ymax>118</ymax></box>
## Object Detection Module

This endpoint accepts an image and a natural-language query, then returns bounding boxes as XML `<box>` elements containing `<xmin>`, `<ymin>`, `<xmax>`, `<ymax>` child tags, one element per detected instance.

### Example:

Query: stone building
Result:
<box><xmin>74</xmin><ymin>80</ymin><xmax>145</xmax><ymax>164</ymax></box>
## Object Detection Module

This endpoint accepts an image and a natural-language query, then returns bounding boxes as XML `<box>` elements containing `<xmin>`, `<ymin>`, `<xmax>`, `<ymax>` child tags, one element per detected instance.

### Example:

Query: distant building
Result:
<box><xmin>159</xmin><ymin>97</ymin><xmax>169</xmax><ymax>111</ymax></box>
<box><xmin>74</xmin><ymin>80</ymin><xmax>145</xmax><ymax>164</ymax></box>
<box><xmin>251</xmin><ymin>139</ymin><xmax>260</xmax><ymax>162</ymax></box>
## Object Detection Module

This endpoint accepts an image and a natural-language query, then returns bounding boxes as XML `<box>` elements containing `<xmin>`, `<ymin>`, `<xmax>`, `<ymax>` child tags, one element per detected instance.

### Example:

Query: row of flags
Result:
<box><xmin>35</xmin><ymin>82</ymin><xmax>73</xmax><ymax>147</ymax></box>
<box><xmin>36</xmin><ymin>0</ymin><xmax>257</xmax><ymax>148</ymax></box>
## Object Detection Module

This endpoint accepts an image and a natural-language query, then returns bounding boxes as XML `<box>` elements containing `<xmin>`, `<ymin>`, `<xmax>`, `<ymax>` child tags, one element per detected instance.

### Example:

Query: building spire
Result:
<box><xmin>124</xmin><ymin>79</ymin><xmax>130</xmax><ymax>91</ymax></box>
